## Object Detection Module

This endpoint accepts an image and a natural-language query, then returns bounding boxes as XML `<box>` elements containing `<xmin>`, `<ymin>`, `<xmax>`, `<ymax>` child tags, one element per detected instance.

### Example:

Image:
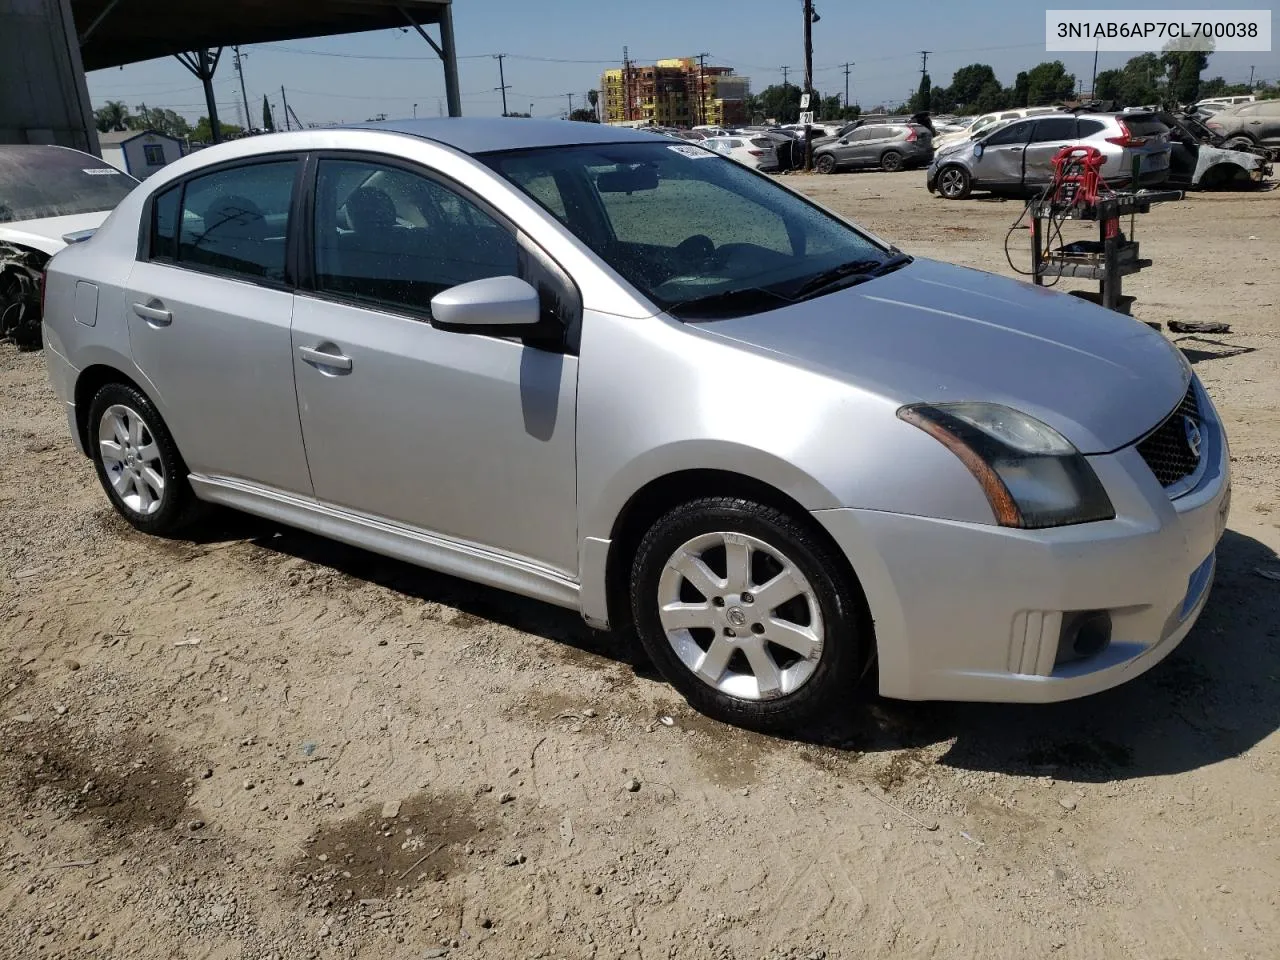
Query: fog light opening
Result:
<box><xmin>1056</xmin><ymin>611</ymin><xmax>1113</xmax><ymax>667</ymax></box>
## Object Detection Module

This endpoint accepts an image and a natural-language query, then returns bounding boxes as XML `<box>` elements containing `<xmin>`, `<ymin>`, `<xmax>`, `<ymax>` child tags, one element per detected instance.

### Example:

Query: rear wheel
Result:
<box><xmin>880</xmin><ymin>150</ymin><xmax>904</xmax><ymax>172</ymax></box>
<box><xmin>629</xmin><ymin>497</ymin><xmax>868</xmax><ymax>731</ymax></box>
<box><xmin>937</xmin><ymin>164</ymin><xmax>972</xmax><ymax>199</ymax></box>
<box><xmin>815</xmin><ymin>154</ymin><xmax>837</xmax><ymax>175</ymax></box>
<box><xmin>1223</xmin><ymin>135</ymin><xmax>1256</xmax><ymax>152</ymax></box>
<box><xmin>87</xmin><ymin>382</ymin><xmax>203</xmax><ymax>536</ymax></box>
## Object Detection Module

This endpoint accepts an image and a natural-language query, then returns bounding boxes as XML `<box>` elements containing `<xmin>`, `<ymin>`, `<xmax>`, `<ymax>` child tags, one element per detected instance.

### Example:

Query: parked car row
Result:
<box><xmin>926</xmin><ymin>101</ymin><xmax>1276</xmax><ymax>200</ymax></box>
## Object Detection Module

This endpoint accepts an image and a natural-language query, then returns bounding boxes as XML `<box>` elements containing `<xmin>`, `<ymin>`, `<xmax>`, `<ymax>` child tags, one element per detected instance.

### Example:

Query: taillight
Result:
<box><xmin>1105</xmin><ymin>119</ymin><xmax>1147</xmax><ymax>147</ymax></box>
<box><xmin>905</xmin><ymin>127</ymin><xmax>918</xmax><ymax>141</ymax></box>
<box><xmin>747</xmin><ymin>149</ymin><xmax>764</xmax><ymax>156</ymax></box>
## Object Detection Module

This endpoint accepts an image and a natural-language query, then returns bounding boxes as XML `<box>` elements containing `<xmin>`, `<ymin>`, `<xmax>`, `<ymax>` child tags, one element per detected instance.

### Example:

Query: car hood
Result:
<box><xmin>698</xmin><ymin>258</ymin><xmax>1190</xmax><ymax>454</ymax></box>
<box><xmin>0</xmin><ymin>211</ymin><xmax>110</xmax><ymax>256</ymax></box>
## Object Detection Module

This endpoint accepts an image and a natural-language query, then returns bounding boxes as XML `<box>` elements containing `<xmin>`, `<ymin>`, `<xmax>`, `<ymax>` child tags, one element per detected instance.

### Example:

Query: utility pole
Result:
<box><xmin>802</xmin><ymin>0</ymin><xmax>815</xmax><ymax>170</ymax></box>
<box><xmin>565</xmin><ymin>92</ymin><xmax>574</xmax><ymax>117</ymax></box>
<box><xmin>494</xmin><ymin>53</ymin><xmax>510</xmax><ymax>116</ymax></box>
<box><xmin>842</xmin><ymin>62</ymin><xmax>853</xmax><ymax>109</ymax></box>
<box><xmin>1248</xmin><ymin>65</ymin><xmax>1256</xmax><ymax>89</ymax></box>
<box><xmin>1091</xmin><ymin>39</ymin><xmax>1099</xmax><ymax>98</ymax></box>
<box><xmin>695</xmin><ymin>52</ymin><xmax>710</xmax><ymax>127</ymax></box>
<box><xmin>780</xmin><ymin>65</ymin><xmax>790</xmax><ymax>88</ymax></box>
<box><xmin>233</xmin><ymin>45</ymin><xmax>252</xmax><ymax>132</ymax></box>
<box><xmin>281</xmin><ymin>85</ymin><xmax>292</xmax><ymax>130</ymax></box>
<box><xmin>920</xmin><ymin>50</ymin><xmax>931</xmax><ymax>78</ymax></box>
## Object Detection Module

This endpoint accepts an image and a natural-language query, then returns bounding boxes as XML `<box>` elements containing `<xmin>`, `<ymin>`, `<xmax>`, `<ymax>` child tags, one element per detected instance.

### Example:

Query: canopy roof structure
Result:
<box><xmin>72</xmin><ymin>0</ymin><xmax>460</xmax><ymax>138</ymax></box>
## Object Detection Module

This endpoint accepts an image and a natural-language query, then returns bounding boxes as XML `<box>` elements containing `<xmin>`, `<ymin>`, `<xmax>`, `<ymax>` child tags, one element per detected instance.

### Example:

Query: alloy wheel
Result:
<box><xmin>656</xmin><ymin>531</ymin><xmax>824</xmax><ymax>701</ymax></box>
<box><xmin>97</xmin><ymin>404</ymin><xmax>167</xmax><ymax>516</ymax></box>
<box><xmin>939</xmin><ymin>167</ymin><xmax>967</xmax><ymax>198</ymax></box>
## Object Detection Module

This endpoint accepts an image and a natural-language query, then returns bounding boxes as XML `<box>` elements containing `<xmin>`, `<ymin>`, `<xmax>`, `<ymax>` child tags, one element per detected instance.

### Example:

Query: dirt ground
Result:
<box><xmin>2</xmin><ymin>171</ymin><xmax>1279</xmax><ymax>960</ymax></box>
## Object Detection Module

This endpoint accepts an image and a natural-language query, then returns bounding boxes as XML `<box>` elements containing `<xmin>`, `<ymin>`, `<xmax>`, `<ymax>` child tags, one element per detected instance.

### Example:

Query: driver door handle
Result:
<box><xmin>132</xmin><ymin>302</ymin><xmax>172</xmax><ymax>326</ymax></box>
<box><xmin>298</xmin><ymin>344</ymin><xmax>353</xmax><ymax>372</ymax></box>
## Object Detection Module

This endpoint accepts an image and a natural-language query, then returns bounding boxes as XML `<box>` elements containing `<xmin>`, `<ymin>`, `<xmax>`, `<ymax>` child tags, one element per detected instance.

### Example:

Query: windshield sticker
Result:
<box><xmin>83</xmin><ymin>168</ymin><xmax>122</xmax><ymax>176</ymax></box>
<box><xmin>667</xmin><ymin>144</ymin><xmax>715</xmax><ymax>159</ymax></box>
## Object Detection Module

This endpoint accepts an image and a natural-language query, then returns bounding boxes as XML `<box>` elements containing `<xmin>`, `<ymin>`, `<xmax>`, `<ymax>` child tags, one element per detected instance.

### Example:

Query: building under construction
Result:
<box><xmin>602</xmin><ymin>57</ymin><xmax>749</xmax><ymax>128</ymax></box>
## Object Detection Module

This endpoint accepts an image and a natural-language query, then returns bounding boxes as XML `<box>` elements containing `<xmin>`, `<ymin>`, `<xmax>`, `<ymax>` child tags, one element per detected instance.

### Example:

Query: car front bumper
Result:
<box><xmin>813</xmin><ymin>387</ymin><xmax>1231</xmax><ymax>703</ymax></box>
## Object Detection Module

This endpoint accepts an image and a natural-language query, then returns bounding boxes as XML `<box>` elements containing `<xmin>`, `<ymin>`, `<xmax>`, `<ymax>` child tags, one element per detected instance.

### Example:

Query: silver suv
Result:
<box><xmin>813</xmin><ymin>122</ymin><xmax>934</xmax><ymax>174</ymax></box>
<box><xmin>42</xmin><ymin>120</ymin><xmax>1226</xmax><ymax>730</ymax></box>
<box><xmin>927</xmin><ymin>112</ymin><xmax>1172</xmax><ymax>199</ymax></box>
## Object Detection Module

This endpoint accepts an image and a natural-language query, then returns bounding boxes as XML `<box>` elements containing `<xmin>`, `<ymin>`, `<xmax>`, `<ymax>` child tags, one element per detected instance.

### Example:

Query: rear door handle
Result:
<box><xmin>132</xmin><ymin>302</ymin><xmax>172</xmax><ymax>326</ymax></box>
<box><xmin>298</xmin><ymin>344</ymin><xmax>353</xmax><ymax>373</ymax></box>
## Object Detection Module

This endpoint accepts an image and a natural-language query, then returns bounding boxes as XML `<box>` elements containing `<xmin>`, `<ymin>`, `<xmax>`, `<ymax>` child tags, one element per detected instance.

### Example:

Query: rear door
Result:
<box><xmin>125</xmin><ymin>157</ymin><xmax>313</xmax><ymax>494</ymax></box>
<box><xmin>1022</xmin><ymin>116</ymin><xmax>1080</xmax><ymax>187</ymax></box>
<box><xmin>843</xmin><ymin>126</ymin><xmax>886</xmax><ymax>166</ymax></box>
<box><xmin>973</xmin><ymin>120</ymin><xmax>1033</xmax><ymax>188</ymax></box>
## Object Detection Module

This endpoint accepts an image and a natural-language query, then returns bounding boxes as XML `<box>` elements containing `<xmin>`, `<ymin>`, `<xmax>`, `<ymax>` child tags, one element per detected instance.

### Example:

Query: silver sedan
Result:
<box><xmin>41</xmin><ymin>119</ymin><xmax>1229</xmax><ymax>730</ymax></box>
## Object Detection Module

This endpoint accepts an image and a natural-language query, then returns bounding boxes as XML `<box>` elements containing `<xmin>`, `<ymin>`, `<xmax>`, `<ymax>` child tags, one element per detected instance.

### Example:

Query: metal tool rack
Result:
<box><xmin>1029</xmin><ymin>189</ymin><xmax>1182</xmax><ymax>314</ymax></box>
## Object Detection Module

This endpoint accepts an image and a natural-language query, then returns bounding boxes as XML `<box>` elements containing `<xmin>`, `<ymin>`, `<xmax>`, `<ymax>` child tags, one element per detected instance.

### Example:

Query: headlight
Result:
<box><xmin>898</xmin><ymin>402</ymin><xmax>1114</xmax><ymax>529</ymax></box>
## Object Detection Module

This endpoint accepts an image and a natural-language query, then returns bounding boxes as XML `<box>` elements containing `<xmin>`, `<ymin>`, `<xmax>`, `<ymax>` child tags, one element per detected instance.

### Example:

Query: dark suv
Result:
<box><xmin>813</xmin><ymin>123</ymin><xmax>934</xmax><ymax>174</ymax></box>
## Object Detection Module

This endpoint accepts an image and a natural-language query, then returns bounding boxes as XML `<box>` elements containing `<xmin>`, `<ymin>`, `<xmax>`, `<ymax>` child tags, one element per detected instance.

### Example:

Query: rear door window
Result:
<box><xmin>1030</xmin><ymin>117</ymin><xmax>1079</xmax><ymax>142</ymax></box>
<box><xmin>983</xmin><ymin>121</ymin><xmax>1032</xmax><ymax>146</ymax></box>
<box><xmin>175</xmin><ymin>160</ymin><xmax>298</xmax><ymax>283</ymax></box>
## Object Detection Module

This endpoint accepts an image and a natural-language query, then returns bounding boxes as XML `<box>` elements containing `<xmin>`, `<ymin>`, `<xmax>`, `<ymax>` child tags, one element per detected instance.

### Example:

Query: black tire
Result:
<box><xmin>1223</xmin><ymin>135</ymin><xmax>1256</xmax><ymax>152</ymax></box>
<box><xmin>880</xmin><ymin>150</ymin><xmax>904</xmax><ymax>173</ymax></box>
<box><xmin>629</xmin><ymin>497</ymin><xmax>869</xmax><ymax>731</ymax></box>
<box><xmin>815</xmin><ymin>153</ymin><xmax>837</xmax><ymax>175</ymax></box>
<box><xmin>87</xmin><ymin>382</ymin><xmax>204</xmax><ymax>536</ymax></box>
<box><xmin>937</xmin><ymin>164</ymin><xmax>972</xmax><ymax>200</ymax></box>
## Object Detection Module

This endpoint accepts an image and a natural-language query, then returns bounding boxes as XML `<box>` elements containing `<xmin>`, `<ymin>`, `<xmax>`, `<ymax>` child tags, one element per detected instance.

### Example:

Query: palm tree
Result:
<box><xmin>587</xmin><ymin>89</ymin><xmax>600</xmax><ymax>121</ymax></box>
<box><xmin>94</xmin><ymin>100</ymin><xmax>130</xmax><ymax>133</ymax></box>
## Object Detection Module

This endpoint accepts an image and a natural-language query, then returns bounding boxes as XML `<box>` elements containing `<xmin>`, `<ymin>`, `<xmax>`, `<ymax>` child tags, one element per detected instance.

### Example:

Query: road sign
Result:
<box><xmin>799</xmin><ymin>111</ymin><xmax>814</xmax><ymax>125</ymax></box>
<box><xmin>799</xmin><ymin>93</ymin><xmax>811</xmax><ymax>109</ymax></box>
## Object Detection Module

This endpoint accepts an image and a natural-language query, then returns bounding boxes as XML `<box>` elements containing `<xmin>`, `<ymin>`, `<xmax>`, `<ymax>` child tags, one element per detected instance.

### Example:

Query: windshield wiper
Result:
<box><xmin>789</xmin><ymin>252</ymin><xmax>914</xmax><ymax>301</ymax></box>
<box><xmin>667</xmin><ymin>286</ymin><xmax>795</xmax><ymax>321</ymax></box>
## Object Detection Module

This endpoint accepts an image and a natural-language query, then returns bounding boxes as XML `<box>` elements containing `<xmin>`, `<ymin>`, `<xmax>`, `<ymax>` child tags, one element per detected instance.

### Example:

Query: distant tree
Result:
<box><xmin>503</xmin><ymin>111</ymin><xmax>532</xmax><ymax>118</ymax></box>
<box><xmin>1118</xmin><ymin>53</ymin><xmax>1164</xmax><ymax>106</ymax></box>
<box><xmin>946</xmin><ymin>64</ymin><xmax>1000</xmax><ymax>111</ymax></box>
<box><xmin>1010</xmin><ymin>71</ymin><xmax>1030</xmax><ymax>107</ymax></box>
<box><xmin>909</xmin><ymin>73</ymin><xmax>932</xmax><ymax>113</ymax></box>
<box><xmin>128</xmin><ymin>104</ymin><xmax>191</xmax><ymax>138</ymax></box>
<box><xmin>192</xmin><ymin>116</ymin><xmax>243</xmax><ymax>142</ymax></box>
<box><xmin>1199</xmin><ymin>76</ymin><xmax>1253</xmax><ymax>99</ymax></box>
<box><xmin>94</xmin><ymin>100</ymin><xmax>131</xmax><ymax>132</ymax></box>
<box><xmin>587</xmin><ymin>89</ymin><xmax>600</xmax><ymax>121</ymax></box>
<box><xmin>1025</xmin><ymin>61</ymin><xmax>1075</xmax><ymax>105</ymax></box>
<box><xmin>262</xmin><ymin>95</ymin><xmax>275</xmax><ymax>132</ymax></box>
<box><xmin>1093</xmin><ymin>69</ymin><xmax>1124</xmax><ymax>101</ymax></box>
<box><xmin>820</xmin><ymin>94</ymin><xmax>842</xmax><ymax>118</ymax></box>
<box><xmin>972</xmin><ymin>80</ymin><xmax>1007</xmax><ymax>112</ymax></box>
<box><xmin>1161</xmin><ymin>38</ymin><xmax>1211</xmax><ymax>105</ymax></box>
<box><xmin>568</xmin><ymin>108</ymin><xmax>599</xmax><ymax>123</ymax></box>
<box><xmin>757</xmin><ymin>83</ymin><xmax>803</xmax><ymax>123</ymax></box>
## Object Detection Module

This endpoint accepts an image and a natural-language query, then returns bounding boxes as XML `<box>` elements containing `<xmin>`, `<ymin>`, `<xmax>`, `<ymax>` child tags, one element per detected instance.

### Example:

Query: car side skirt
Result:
<box><xmin>188</xmin><ymin>475</ymin><xmax>581</xmax><ymax>612</ymax></box>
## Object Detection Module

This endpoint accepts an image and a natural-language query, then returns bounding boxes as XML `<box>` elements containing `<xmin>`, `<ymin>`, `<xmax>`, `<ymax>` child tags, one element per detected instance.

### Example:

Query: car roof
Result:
<box><xmin>352</xmin><ymin>118</ymin><xmax>669</xmax><ymax>154</ymax></box>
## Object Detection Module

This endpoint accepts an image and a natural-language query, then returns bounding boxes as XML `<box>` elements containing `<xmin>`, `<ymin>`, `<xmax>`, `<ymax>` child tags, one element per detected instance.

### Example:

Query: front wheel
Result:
<box><xmin>87</xmin><ymin>382</ymin><xmax>203</xmax><ymax>536</ymax></box>
<box><xmin>815</xmin><ymin>154</ymin><xmax>837</xmax><ymax>175</ymax></box>
<box><xmin>629</xmin><ymin>497</ymin><xmax>868</xmax><ymax>730</ymax></box>
<box><xmin>937</xmin><ymin>164</ymin><xmax>972</xmax><ymax>199</ymax></box>
<box><xmin>880</xmin><ymin>150</ymin><xmax>904</xmax><ymax>172</ymax></box>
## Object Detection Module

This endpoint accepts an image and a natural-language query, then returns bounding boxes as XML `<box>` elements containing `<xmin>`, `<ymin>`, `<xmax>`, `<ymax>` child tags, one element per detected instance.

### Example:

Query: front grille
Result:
<box><xmin>1137</xmin><ymin>385</ymin><xmax>1203</xmax><ymax>488</ymax></box>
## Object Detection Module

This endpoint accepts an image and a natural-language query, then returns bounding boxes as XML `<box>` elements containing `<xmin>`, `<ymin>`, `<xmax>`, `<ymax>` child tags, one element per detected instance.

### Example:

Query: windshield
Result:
<box><xmin>482</xmin><ymin>141</ymin><xmax>891</xmax><ymax>318</ymax></box>
<box><xmin>0</xmin><ymin>146</ymin><xmax>137</xmax><ymax>223</ymax></box>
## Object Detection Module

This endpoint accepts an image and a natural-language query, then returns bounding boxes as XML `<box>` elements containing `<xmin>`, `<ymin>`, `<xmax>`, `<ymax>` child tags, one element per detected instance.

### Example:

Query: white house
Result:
<box><xmin>98</xmin><ymin>129</ymin><xmax>184</xmax><ymax>177</ymax></box>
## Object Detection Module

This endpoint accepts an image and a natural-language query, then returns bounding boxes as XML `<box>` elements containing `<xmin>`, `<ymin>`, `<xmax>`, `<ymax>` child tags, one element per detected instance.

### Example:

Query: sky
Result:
<box><xmin>85</xmin><ymin>1</ymin><xmax>1278</xmax><ymax>127</ymax></box>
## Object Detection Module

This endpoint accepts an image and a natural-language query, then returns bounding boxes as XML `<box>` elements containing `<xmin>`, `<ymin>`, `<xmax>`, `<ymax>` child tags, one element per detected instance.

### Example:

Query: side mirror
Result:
<box><xmin>430</xmin><ymin>276</ymin><xmax>540</xmax><ymax>334</ymax></box>
<box><xmin>973</xmin><ymin>144</ymin><xmax>985</xmax><ymax>158</ymax></box>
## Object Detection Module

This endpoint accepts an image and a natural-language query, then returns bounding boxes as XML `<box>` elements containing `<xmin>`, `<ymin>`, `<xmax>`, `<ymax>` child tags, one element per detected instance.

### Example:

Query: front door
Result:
<box><xmin>125</xmin><ymin>158</ymin><xmax>312</xmax><ymax>494</ymax></box>
<box><xmin>1022</xmin><ymin>116</ymin><xmax>1081</xmax><ymax>189</ymax></box>
<box><xmin>974</xmin><ymin>120</ymin><xmax>1033</xmax><ymax>188</ymax></box>
<box><xmin>290</xmin><ymin>156</ymin><xmax>579</xmax><ymax>575</ymax></box>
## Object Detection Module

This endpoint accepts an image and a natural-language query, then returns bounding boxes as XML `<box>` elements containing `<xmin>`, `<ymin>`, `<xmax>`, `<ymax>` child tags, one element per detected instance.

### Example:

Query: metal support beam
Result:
<box><xmin>397</xmin><ymin>3</ymin><xmax>461</xmax><ymax>117</ymax></box>
<box><xmin>77</xmin><ymin>0</ymin><xmax>123</xmax><ymax>45</ymax></box>
<box><xmin>175</xmin><ymin>47</ymin><xmax>224</xmax><ymax>143</ymax></box>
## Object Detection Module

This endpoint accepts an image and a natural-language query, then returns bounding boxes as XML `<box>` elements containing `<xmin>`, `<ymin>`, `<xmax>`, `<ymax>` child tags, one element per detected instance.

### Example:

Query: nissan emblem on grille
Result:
<box><xmin>1183</xmin><ymin>415</ymin><xmax>1202</xmax><ymax>460</ymax></box>
<box><xmin>1136</xmin><ymin>385</ymin><xmax>1204</xmax><ymax>490</ymax></box>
